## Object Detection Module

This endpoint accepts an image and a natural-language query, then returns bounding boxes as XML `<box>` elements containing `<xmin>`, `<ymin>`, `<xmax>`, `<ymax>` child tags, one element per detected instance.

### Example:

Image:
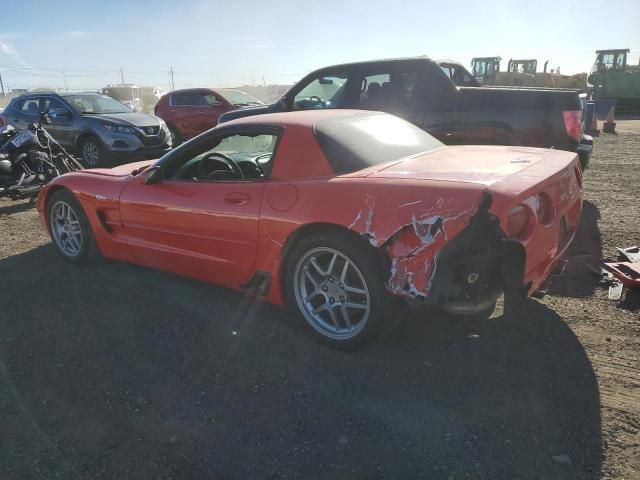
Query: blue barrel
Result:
<box><xmin>594</xmin><ymin>98</ymin><xmax>617</xmax><ymax>120</ymax></box>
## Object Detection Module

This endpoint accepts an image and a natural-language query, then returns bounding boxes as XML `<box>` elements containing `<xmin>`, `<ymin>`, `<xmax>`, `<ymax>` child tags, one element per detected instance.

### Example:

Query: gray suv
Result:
<box><xmin>0</xmin><ymin>92</ymin><xmax>172</xmax><ymax>166</ymax></box>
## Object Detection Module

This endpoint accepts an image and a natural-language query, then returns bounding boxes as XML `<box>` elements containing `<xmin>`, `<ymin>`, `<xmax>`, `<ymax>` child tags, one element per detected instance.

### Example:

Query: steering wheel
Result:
<box><xmin>309</xmin><ymin>95</ymin><xmax>324</xmax><ymax>106</ymax></box>
<box><xmin>255</xmin><ymin>153</ymin><xmax>271</xmax><ymax>165</ymax></box>
<box><xmin>198</xmin><ymin>152</ymin><xmax>244</xmax><ymax>180</ymax></box>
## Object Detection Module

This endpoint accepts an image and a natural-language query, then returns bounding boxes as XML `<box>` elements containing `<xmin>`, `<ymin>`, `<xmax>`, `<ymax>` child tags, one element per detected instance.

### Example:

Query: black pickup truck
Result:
<box><xmin>219</xmin><ymin>57</ymin><xmax>592</xmax><ymax>169</ymax></box>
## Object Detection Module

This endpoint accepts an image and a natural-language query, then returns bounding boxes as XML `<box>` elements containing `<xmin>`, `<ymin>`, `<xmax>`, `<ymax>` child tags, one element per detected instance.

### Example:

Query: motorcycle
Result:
<box><xmin>0</xmin><ymin>113</ymin><xmax>84</xmax><ymax>200</ymax></box>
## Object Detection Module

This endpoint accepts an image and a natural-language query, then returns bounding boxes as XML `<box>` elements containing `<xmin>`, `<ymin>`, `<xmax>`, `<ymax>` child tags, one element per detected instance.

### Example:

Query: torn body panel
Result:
<box><xmin>347</xmin><ymin>191</ymin><xmax>527</xmax><ymax>314</ymax></box>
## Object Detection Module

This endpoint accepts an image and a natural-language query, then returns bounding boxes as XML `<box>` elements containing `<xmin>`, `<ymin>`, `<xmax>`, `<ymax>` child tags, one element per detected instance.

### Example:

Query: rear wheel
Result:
<box><xmin>168</xmin><ymin>125</ymin><xmax>182</xmax><ymax>147</ymax></box>
<box><xmin>285</xmin><ymin>231</ymin><xmax>392</xmax><ymax>349</ymax></box>
<box><xmin>47</xmin><ymin>189</ymin><xmax>100</xmax><ymax>264</ymax></box>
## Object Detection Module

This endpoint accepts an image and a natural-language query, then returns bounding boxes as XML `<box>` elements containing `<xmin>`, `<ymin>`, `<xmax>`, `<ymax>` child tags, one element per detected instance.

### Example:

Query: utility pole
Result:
<box><xmin>62</xmin><ymin>70</ymin><xmax>68</xmax><ymax>92</ymax></box>
<box><xmin>0</xmin><ymin>73</ymin><xmax>5</xmax><ymax>96</ymax></box>
<box><xmin>169</xmin><ymin>67</ymin><xmax>175</xmax><ymax>91</ymax></box>
<box><xmin>120</xmin><ymin>67</ymin><xmax>125</xmax><ymax>84</ymax></box>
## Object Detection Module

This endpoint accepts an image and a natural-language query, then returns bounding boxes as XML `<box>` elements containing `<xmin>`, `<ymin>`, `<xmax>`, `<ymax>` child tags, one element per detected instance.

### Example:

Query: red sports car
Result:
<box><xmin>37</xmin><ymin>110</ymin><xmax>583</xmax><ymax>348</ymax></box>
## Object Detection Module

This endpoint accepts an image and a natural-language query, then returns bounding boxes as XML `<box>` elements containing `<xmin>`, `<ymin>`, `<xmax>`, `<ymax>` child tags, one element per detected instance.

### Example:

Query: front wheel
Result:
<box><xmin>80</xmin><ymin>136</ymin><xmax>105</xmax><ymax>167</ymax></box>
<box><xmin>47</xmin><ymin>189</ymin><xmax>100</xmax><ymax>264</ymax></box>
<box><xmin>285</xmin><ymin>231</ymin><xmax>393</xmax><ymax>349</ymax></box>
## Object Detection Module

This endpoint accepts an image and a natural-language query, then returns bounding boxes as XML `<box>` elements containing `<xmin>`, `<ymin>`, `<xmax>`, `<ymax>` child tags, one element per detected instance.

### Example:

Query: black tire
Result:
<box><xmin>284</xmin><ymin>230</ymin><xmax>393</xmax><ymax>349</ymax></box>
<box><xmin>47</xmin><ymin>189</ymin><xmax>100</xmax><ymax>264</ymax></box>
<box><xmin>168</xmin><ymin>125</ymin><xmax>182</xmax><ymax>147</ymax></box>
<box><xmin>79</xmin><ymin>136</ymin><xmax>107</xmax><ymax>167</ymax></box>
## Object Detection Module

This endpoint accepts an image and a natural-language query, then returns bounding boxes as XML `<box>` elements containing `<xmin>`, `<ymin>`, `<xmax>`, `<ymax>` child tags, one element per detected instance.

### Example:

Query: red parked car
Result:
<box><xmin>37</xmin><ymin>110</ymin><xmax>582</xmax><ymax>348</ymax></box>
<box><xmin>154</xmin><ymin>88</ymin><xmax>263</xmax><ymax>144</ymax></box>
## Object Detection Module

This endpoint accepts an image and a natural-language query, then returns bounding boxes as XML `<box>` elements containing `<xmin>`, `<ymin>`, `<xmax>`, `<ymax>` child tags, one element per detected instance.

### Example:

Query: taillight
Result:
<box><xmin>533</xmin><ymin>193</ymin><xmax>554</xmax><ymax>225</ymax></box>
<box><xmin>506</xmin><ymin>205</ymin><xmax>529</xmax><ymax>238</ymax></box>
<box><xmin>562</xmin><ymin>110</ymin><xmax>582</xmax><ymax>141</ymax></box>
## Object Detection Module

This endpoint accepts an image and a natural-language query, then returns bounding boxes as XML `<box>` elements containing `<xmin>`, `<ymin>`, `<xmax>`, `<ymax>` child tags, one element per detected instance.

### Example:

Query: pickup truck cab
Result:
<box><xmin>219</xmin><ymin>56</ymin><xmax>592</xmax><ymax>169</ymax></box>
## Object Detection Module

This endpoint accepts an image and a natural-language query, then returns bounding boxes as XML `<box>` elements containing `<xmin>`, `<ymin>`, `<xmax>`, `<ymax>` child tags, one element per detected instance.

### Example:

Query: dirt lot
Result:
<box><xmin>1</xmin><ymin>122</ymin><xmax>638</xmax><ymax>480</ymax></box>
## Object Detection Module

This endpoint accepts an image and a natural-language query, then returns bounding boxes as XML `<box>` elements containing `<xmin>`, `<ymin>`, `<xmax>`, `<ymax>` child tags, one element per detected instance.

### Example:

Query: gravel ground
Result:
<box><xmin>0</xmin><ymin>122</ymin><xmax>638</xmax><ymax>479</ymax></box>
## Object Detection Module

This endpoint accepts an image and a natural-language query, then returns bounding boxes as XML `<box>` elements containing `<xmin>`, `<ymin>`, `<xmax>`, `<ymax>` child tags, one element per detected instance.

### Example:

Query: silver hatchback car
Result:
<box><xmin>0</xmin><ymin>92</ymin><xmax>172</xmax><ymax>167</ymax></box>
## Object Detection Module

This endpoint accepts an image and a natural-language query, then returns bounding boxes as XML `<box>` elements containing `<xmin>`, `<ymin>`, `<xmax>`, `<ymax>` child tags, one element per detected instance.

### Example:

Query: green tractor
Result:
<box><xmin>588</xmin><ymin>49</ymin><xmax>640</xmax><ymax>111</ymax></box>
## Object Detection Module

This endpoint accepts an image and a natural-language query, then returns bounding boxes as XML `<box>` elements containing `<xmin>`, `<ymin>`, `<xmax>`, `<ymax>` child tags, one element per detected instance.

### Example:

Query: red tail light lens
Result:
<box><xmin>533</xmin><ymin>193</ymin><xmax>554</xmax><ymax>225</ymax></box>
<box><xmin>562</xmin><ymin>110</ymin><xmax>582</xmax><ymax>141</ymax></box>
<box><xmin>507</xmin><ymin>205</ymin><xmax>529</xmax><ymax>238</ymax></box>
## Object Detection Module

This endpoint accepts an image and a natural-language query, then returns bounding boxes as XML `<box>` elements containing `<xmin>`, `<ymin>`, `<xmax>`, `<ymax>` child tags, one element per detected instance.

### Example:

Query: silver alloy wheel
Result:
<box><xmin>293</xmin><ymin>247</ymin><xmax>371</xmax><ymax>340</ymax></box>
<box><xmin>82</xmin><ymin>140</ymin><xmax>99</xmax><ymax>166</ymax></box>
<box><xmin>50</xmin><ymin>200</ymin><xmax>83</xmax><ymax>257</ymax></box>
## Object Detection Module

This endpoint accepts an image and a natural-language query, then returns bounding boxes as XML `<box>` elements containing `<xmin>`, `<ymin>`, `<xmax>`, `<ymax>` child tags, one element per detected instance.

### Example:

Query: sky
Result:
<box><xmin>0</xmin><ymin>0</ymin><xmax>639</xmax><ymax>92</ymax></box>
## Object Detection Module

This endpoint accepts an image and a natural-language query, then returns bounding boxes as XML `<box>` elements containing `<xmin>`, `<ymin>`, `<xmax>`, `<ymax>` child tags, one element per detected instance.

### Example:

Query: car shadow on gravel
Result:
<box><xmin>0</xmin><ymin>245</ymin><xmax>602</xmax><ymax>480</ymax></box>
<box><xmin>549</xmin><ymin>200</ymin><xmax>604</xmax><ymax>298</ymax></box>
<box><xmin>0</xmin><ymin>199</ymin><xmax>37</xmax><ymax>216</ymax></box>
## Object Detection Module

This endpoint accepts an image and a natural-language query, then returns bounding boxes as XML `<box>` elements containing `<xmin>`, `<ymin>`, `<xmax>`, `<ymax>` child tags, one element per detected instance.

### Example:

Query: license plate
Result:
<box><xmin>9</xmin><ymin>130</ymin><xmax>32</xmax><ymax>148</ymax></box>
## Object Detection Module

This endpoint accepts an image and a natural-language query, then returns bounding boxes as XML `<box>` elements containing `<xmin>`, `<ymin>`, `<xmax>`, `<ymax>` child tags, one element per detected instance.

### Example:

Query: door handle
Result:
<box><xmin>224</xmin><ymin>192</ymin><xmax>249</xmax><ymax>206</ymax></box>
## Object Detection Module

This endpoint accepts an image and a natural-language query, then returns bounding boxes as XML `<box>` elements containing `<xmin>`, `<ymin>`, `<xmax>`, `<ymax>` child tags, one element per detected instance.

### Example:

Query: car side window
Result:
<box><xmin>20</xmin><ymin>98</ymin><xmax>41</xmax><ymax>116</ymax></box>
<box><xmin>401</xmin><ymin>72</ymin><xmax>419</xmax><ymax>103</ymax></box>
<box><xmin>164</xmin><ymin>132</ymin><xmax>279</xmax><ymax>182</ymax></box>
<box><xmin>42</xmin><ymin>98</ymin><xmax>69</xmax><ymax>114</ymax></box>
<box><xmin>170</xmin><ymin>92</ymin><xmax>197</xmax><ymax>106</ymax></box>
<box><xmin>292</xmin><ymin>73</ymin><xmax>348</xmax><ymax>110</ymax></box>
<box><xmin>359</xmin><ymin>73</ymin><xmax>391</xmax><ymax>110</ymax></box>
<box><xmin>355</xmin><ymin>69</ymin><xmax>420</xmax><ymax>119</ymax></box>
<box><xmin>198</xmin><ymin>93</ymin><xmax>219</xmax><ymax>106</ymax></box>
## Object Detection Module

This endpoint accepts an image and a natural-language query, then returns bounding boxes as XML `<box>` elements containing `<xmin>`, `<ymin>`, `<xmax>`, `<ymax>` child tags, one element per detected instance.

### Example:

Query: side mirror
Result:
<box><xmin>276</xmin><ymin>97</ymin><xmax>288</xmax><ymax>111</ymax></box>
<box><xmin>142</xmin><ymin>165</ymin><xmax>162</xmax><ymax>184</ymax></box>
<box><xmin>40</xmin><ymin>112</ymin><xmax>52</xmax><ymax>125</ymax></box>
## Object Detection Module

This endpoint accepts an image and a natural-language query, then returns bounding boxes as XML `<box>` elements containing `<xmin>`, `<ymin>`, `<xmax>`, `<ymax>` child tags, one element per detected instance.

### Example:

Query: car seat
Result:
<box><xmin>27</xmin><ymin>102</ymin><xmax>39</xmax><ymax>115</ymax></box>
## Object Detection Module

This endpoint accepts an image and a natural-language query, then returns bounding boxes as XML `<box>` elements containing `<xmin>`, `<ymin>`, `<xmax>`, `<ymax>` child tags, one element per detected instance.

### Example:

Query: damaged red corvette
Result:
<box><xmin>37</xmin><ymin>110</ymin><xmax>583</xmax><ymax>348</ymax></box>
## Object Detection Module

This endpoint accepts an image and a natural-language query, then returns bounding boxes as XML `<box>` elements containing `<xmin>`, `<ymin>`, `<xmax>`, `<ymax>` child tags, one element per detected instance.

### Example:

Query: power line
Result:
<box><xmin>0</xmin><ymin>65</ymin><xmax>117</xmax><ymax>73</ymax></box>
